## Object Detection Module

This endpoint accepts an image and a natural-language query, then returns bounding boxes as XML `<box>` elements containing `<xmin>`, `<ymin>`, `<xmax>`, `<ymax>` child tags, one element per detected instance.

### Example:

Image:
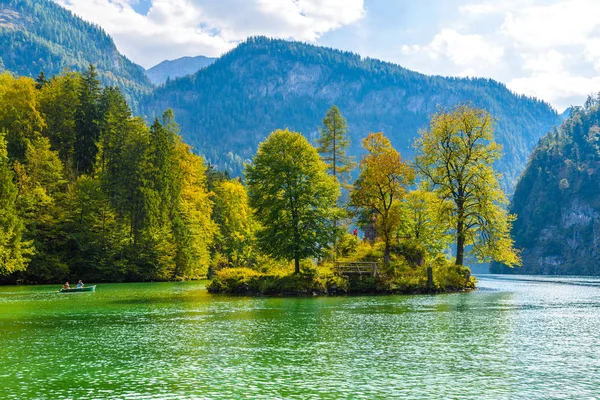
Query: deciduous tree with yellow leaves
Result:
<box><xmin>350</xmin><ymin>132</ymin><xmax>415</xmax><ymax>267</ymax></box>
<box><xmin>415</xmin><ymin>104</ymin><xmax>520</xmax><ymax>267</ymax></box>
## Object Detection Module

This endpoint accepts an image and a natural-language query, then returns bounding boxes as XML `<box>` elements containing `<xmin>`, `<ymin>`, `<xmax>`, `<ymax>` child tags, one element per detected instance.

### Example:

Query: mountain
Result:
<box><xmin>137</xmin><ymin>37</ymin><xmax>560</xmax><ymax>190</ymax></box>
<box><xmin>491</xmin><ymin>97</ymin><xmax>600</xmax><ymax>275</ymax></box>
<box><xmin>0</xmin><ymin>0</ymin><xmax>151</xmax><ymax>102</ymax></box>
<box><xmin>146</xmin><ymin>56</ymin><xmax>216</xmax><ymax>85</ymax></box>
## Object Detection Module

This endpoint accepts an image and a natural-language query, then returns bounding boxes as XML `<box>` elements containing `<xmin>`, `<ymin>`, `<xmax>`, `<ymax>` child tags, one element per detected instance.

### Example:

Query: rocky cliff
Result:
<box><xmin>491</xmin><ymin>97</ymin><xmax>600</xmax><ymax>275</ymax></box>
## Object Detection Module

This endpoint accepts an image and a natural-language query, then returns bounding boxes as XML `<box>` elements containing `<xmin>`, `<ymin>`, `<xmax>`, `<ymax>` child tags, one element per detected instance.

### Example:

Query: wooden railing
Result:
<box><xmin>335</xmin><ymin>261</ymin><xmax>380</xmax><ymax>277</ymax></box>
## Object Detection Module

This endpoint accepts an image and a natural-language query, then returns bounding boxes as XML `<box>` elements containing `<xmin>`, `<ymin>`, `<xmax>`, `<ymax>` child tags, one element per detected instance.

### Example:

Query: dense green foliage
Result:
<box><xmin>491</xmin><ymin>96</ymin><xmax>600</xmax><ymax>275</ymax></box>
<box><xmin>0</xmin><ymin>70</ymin><xmax>213</xmax><ymax>282</ymax></box>
<box><xmin>0</xmin><ymin>0</ymin><xmax>151</xmax><ymax>103</ymax></box>
<box><xmin>138</xmin><ymin>36</ymin><xmax>559</xmax><ymax>191</ymax></box>
<box><xmin>246</xmin><ymin>129</ymin><xmax>340</xmax><ymax>273</ymax></box>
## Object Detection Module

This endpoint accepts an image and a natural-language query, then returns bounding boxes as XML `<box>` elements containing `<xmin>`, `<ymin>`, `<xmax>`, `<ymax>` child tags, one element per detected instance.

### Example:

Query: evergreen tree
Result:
<box><xmin>74</xmin><ymin>65</ymin><xmax>101</xmax><ymax>175</ymax></box>
<box><xmin>316</xmin><ymin>105</ymin><xmax>356</xmax><ymax>256</ymax></box>
<box><xmin>316</xmin><ymin>105</ymin><xmax>355</xmax><ymax>186</ymax></box>
<box><xmin>35</xmin><ymin>72</ymin><xmax>48</xmax><ymax>90</ymax></box>
<box><xmin>39</xmin><ymin>71</ymin><xmax>81</xmax><ymax>171</ymax></box>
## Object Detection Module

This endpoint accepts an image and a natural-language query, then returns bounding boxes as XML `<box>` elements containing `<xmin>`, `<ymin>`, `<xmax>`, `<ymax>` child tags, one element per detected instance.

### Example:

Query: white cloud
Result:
<box><xmin>54</xmin><ymin>0</ymin><xmax>365</xmax><ymax>68</ymax></box>
<box><xmin>425</xmin><ymin>28</ymin><xmax>504</xmax><ymax>67</ymax></box>
<box><xmin>400</xmin><ymin>0</ymin><xmax>600</xmax><ymax>111</ymax></box>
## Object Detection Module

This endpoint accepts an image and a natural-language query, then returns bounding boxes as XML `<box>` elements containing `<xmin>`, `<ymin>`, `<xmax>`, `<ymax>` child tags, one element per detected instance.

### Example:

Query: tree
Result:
<box><xmin>35</xmin><ymin>72</ymin><xmax>48</xmax><ymax>90</ymax></box>
<box><xmin>316</xmin><ymin>106</ymin><xmax>356</xmax><ymax>256</ymax></box>
<box><xmin>0</xmin><ymin>133</ymin><xmax>33</xmax><ymax>274</ymax></box>
<box><xmin>415</xmin><ymin>104</ymin><xmax>520</xmax><ymax>267</ymax></box>
<box><xmin>350</xmin><ymin>132</ymin><xmax>415</xmax><ymax>267</ymax></box>
<box><xmin>39</xmin><ymin>71</ymin><xmax>81</xmax><ymax>171</ymax></box>
<box><xmin>399</xmin><ymin>189</ymin><xmax>453</xmax><ymax>257</ymax></box>
<box><xmin>0</xmin><ymin>73</ymin><xmax>46</xmax><ymax>161</ymax></box>
<box><xmin>172</xmin><ymin>144</ymin><xmax>215</xmax><ymax>279</ymax></box>
<box><xmin>14</xmin><ymin>138</ymin><xmax>68</xmax><ymax>281</ymax></box>
<box><xmin>246</xmin><ymin>129</ymin><xmax>339</xmax><ymax>273</ymax></box>
<box><xmin>213</xmin><ymin>179</ymin><xmax>259</xmax><ymax>267</ymax></box>
<box><xmin>316</xmin><ymin>105</ymin><xmax>355</xmax><ymax>186</ymax></box>
<box><xmin>74</xmin><ymin>64</ymin><xmax>101</xmax><ymax>175</ymax></box>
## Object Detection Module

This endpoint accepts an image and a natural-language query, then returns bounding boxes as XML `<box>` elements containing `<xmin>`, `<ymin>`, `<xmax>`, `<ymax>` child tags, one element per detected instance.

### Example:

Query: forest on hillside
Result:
<box><xmin>0</xmin><ymin>0</ymin><xmax>151</xmax><ymax>102</ymax></box>
<box><xmin>139</xmin><ymin>36</ymin><xmax>559</xmax><ymax>191</ymax></box>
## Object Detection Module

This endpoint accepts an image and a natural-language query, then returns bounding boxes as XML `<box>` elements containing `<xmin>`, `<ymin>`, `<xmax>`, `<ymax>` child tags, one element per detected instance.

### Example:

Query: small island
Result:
<box><xmin>209</xmin><ymin>105</ymin><xmax>517</xmax><ymax>295</ymax></box>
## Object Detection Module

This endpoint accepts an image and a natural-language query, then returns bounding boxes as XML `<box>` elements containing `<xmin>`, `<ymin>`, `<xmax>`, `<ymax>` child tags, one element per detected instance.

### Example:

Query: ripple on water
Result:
<box><xmin>0</xmin><ymin>278</ymin><xmax>600</xmax><ymax>399</ymax></box>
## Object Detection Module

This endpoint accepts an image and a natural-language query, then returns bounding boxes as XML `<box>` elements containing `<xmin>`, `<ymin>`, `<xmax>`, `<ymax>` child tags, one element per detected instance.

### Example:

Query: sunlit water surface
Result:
<box><xmin>1</xmin><ymin>275</ymin><xmax>600</xmax><ymax>399</ymax></box>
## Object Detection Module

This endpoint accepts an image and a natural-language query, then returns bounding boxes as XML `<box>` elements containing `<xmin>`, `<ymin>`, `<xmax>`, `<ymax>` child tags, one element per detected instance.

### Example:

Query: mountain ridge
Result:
<box><xmin>138</xmin><ymin>36</ymin><xmax>560</xmax><ymax>191</ymax></box>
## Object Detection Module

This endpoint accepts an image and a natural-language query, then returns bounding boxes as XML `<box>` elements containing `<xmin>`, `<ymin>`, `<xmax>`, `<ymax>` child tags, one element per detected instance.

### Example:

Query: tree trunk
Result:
<box><xmin>456</xmin><ymin>217</ymin><xmax>465</xmax><ymax>266</ymax></box>
<box><xmin>384</xmin><ymin>240</ymin><xmax>391</xmax><ymax>268</ymax></box>
<box><xmin>294</xmin><ymin>256</ymin><xmax>300</xmax><ymax>274</ymax></box>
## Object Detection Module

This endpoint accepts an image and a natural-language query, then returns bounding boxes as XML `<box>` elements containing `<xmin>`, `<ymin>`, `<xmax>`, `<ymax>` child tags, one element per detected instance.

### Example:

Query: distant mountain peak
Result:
<box><xmin>145</xmin><ymin>55</ymin><xmax>217</xmax><ymax>85</ymax></box>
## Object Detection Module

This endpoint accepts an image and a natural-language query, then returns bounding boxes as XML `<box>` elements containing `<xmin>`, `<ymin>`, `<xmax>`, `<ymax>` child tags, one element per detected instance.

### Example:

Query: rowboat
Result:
<box><xmin>58</xmin><ymin>285</ymin><xmax>96</xmax><ymax>293</ymax></box>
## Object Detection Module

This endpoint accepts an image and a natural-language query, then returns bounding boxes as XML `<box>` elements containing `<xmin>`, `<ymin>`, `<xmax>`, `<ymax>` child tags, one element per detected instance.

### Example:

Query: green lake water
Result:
<box><xmin>1</xmin><ymin>275</ymin><xmax>599</xmax><ymax>399</ymax></box>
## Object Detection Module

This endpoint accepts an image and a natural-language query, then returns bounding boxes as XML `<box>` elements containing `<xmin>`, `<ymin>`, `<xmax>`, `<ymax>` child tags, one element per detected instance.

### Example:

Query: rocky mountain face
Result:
<box><xmin>138</xmin><ymin>37</ymin><xmax>560</xmax><ymax>190</ymax></box>
<box><xmin>491</xmin><ymin>98</ymin><xmax>600</xmax><ymax>275</ymax></box>
<box><xmin>146</xmin><ymin>56</ymin><xmax>216</xmax><ymax>85</ymax></box>
<box><xmin>0</xmin><ymin>0</ymin><xmax>151</xmax><ymax>101</ymax></box>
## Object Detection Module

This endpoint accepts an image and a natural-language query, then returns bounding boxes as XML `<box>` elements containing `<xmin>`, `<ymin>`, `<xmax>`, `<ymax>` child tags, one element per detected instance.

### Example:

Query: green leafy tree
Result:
<box><xmin>399</xmin><ymin>189</ymin><xmax>453</xmax><ymax>257</ymax></box>
<box><xmin>0</xmin><ymin>133</ymin><xmax>33</xmax><ymax>274</ymax></box>
<box><xmin>246</xmin><ymin>129</ymin><xmax>340</xmax><ymax>273</ymax></box>
<box><xmin>0</xmin><ymin>73</ymin><xmax>45</xmax><ymax>161</ymax></box>
<box><xmin>213</xmin><ymin>179</ymin><xmax>259</xmax><ymax>268</ymax></box>
<box><xmin>350</xmin><ymin>132</ymin><xmax>415</xmax><ymax>267</ymax></box>
<box><xmin>172</xmin><ymin>144</ymin><xmax>215</xmax><ymax>279</ymax></box>
<box><xmin>415</xmin><ymin>104</ymin><xmax>520</xmax><ymax>267</ymax></box>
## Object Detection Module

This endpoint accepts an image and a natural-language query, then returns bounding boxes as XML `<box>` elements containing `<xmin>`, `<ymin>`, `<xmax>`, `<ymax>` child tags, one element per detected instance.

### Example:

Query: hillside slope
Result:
<box><xmin>491</xmin><ymin>98</ymin><xmax>600</xmax><ymax>275</ymax></box>
<box><xmin>0</xmin><ymin>0</ymin><xmax>151</xmax><ymax>102</ymax></box>
<box><xmin>146</xmin><ymin>56</ymin><xmax>216</xmax><ymax>85</ymax></box>
<box><xmin>138</xmin><ymin>37</ymin><xmax>560</xmax><ymax>190</ymax></box>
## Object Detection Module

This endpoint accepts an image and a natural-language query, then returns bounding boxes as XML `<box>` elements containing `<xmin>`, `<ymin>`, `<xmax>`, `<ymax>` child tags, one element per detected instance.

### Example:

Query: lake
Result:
<box><xmin>1</xmin><ymin>275</ymin><xmax>599</xmax><ymax>399</ymax></box>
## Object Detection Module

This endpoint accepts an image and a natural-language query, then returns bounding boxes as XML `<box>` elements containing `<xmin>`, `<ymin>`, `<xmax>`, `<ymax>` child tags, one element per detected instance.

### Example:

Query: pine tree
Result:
<box><xmin>316</xmin><ymin>105</ymin><xmax>355</xmax><ymax>186</ymax></box>
<box><xmin>74</xmin><ymin>64</ymin><xmax>101</xmax><ymax>175</ymax></box>
<box><xmin>316</xmin><ymin>105</ymin><xmax>356</xmax><ymax>256</ymax></box>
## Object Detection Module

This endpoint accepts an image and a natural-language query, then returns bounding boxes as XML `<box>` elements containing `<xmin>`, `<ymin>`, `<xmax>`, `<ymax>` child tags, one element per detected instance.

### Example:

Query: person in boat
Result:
<box><xmin>62</xmin><ymin>282</ymin><xmax>70</xmax><ymax>289</ymax></box>
<box><xmin>76</xmin><ymin>280</ymin><xmax>84</xmax><ymax>288</ymax></box>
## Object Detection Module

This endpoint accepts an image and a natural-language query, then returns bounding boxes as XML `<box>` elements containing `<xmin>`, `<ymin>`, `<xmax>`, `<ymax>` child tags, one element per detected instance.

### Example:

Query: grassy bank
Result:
<box><xmin>207</xmin><ymin>262</ymin><xmax>475</xmax><ymax>296</ymax></box>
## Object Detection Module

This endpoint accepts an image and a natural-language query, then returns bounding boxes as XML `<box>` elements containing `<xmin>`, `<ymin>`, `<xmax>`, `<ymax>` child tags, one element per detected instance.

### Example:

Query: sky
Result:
<box><xmin>54</xmin><ymin>0</ymin><xmax>600</xmax><ymax>111</ymax></box>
